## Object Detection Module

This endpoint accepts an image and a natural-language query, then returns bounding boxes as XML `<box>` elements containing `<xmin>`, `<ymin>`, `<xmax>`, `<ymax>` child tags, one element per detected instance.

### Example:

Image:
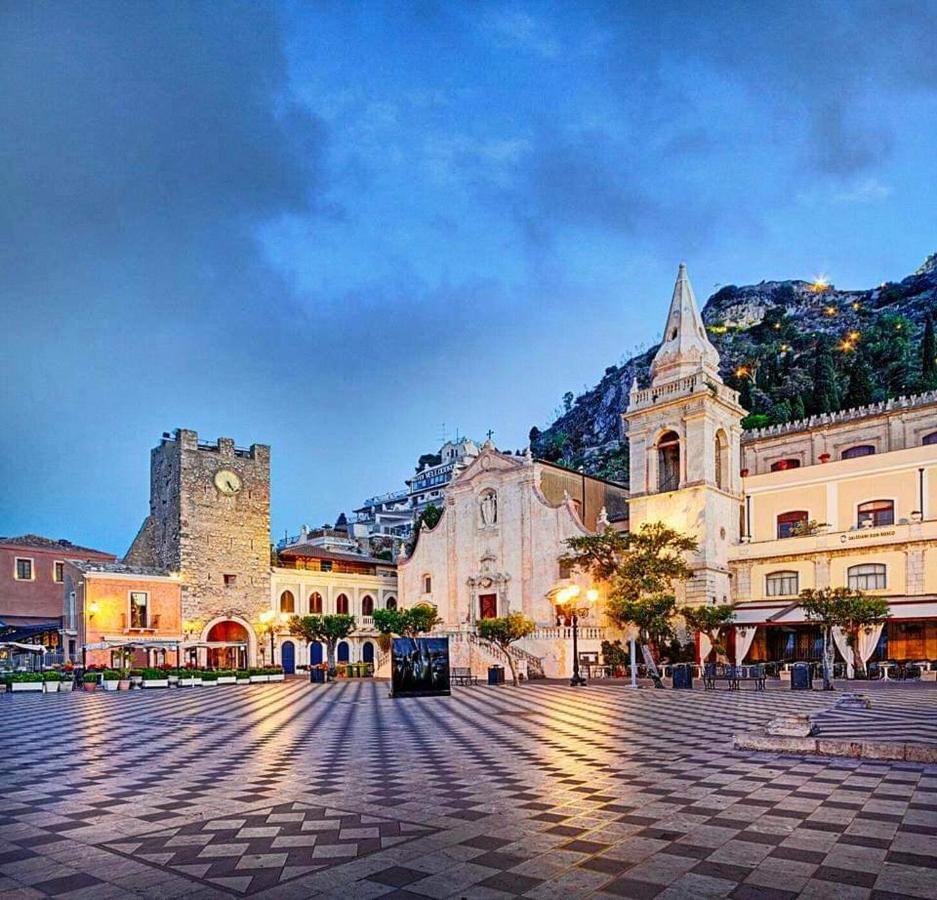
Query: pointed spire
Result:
<box><xmin>649</xmin><ymin>262</ymin><xmax>721</xmax><ymax>385</ymax></box>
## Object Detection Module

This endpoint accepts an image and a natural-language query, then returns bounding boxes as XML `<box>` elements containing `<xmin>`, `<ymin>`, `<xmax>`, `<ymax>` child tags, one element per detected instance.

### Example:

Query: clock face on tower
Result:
<box><xmin>214</xmin><ymin>469</ymin><xmax>242</xmax><ymax>495</ymax></box>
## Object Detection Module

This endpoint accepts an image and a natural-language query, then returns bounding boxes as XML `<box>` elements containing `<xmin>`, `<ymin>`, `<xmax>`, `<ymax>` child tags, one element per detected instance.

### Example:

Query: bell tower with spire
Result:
<box><xmin>623</xmin><ymin>263</ymin><xmax>744</xmax><ymax>606</ymax></box>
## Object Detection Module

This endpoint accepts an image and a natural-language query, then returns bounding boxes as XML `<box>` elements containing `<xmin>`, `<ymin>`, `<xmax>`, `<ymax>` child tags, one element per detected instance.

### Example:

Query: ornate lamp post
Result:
<box><xmin>554</xmin><ymin>585</ymin><xmax>598</xmax><ymax>687</ymax></box>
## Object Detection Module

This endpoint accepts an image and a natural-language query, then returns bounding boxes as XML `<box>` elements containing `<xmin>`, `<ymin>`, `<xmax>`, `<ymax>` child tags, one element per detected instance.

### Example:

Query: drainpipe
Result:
<box><xmin>745</xmin><ymin>494</ymin><xmax>752</xmax><ymax>540</ymax></box>
<box><xmin>919</xmin><ymin>468</ymin><xmax>925</xmax><ymax>520</ymax></box>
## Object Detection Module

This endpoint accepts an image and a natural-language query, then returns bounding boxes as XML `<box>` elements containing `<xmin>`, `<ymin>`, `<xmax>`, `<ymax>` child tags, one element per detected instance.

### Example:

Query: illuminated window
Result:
<box><xmin>766</xmin><ymin>571</ymin><xmax>799</xmax><ymax>597</ymax></box>
<box><xmin>848</xmin><ymin>563</ymin><xmax>886</xmax><ymax>590</ymax></box>
<box><xmin>336</xmin><ymin>593</ymin><xmax>349</xmax><ymax>614</ymax></box>
<box><xmin>14</xmin><ymin>558</ymin><xmax>33</xmax><ymax>580</ymax></box>
<box><xmin>770</xmin><ymin>458</ymin><xmax>801</xmax><ymax>472</ymax></box>
<box><xmin>309</xmin><ymin>591</ymin><xmax>323</xmax><ymax>614</ymax></box>
<box><xmin>842</xmin><ymin>445</ymin><xmax>875</xmax><ymax>459</ymax></box>
<box><xmin>361</xmin><ymin>595</ymin><xmax>374</xmax><ymax>616</ymax></box>
<box><xmin>657</xmin><ymin>431</ymin><xmax>680</xmax><ymax>493</ymax></box>
<box><xmin>130</xmin><ymin>591</ymin><xmax>149</xmax><ymax>628</ymax></box>
<box><xmin>279</xmin><ymin>590</ymin><xmax>295</xmax><ymax>613</ymax></box>
<box><xmin>857</xmin><ymin>500</ymin><xmax>894</xmax><ymax>527</ymax></box>
<box><xmin>777</xmin><ymin>510</ymin><xmax>808</xmax><ymax>539</ymax></box>
<box><xmin>53</xmin><ymin>561</ymin><xmax>65</xmax><ymax>583</ymax></box>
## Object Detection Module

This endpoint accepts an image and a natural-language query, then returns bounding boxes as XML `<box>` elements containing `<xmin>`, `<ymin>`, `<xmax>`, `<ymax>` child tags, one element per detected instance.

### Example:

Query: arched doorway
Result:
<box><xmin>361</xmin><ymin>595</ymin><xmax>374</xmax><ymax>616</ymax></box>
<box><xmin>337</xmin><ymin>641</ymin><xmax>350</xmax><ymax>663</ymax></box>
<box><xmin>310</xmin><ymin>642</ymin><xmax>324</xmax><ymax>665</ymax></box>
<box><xmin>361</xmin><ymin>641</ymin><xmax>374</xmax><ymax>664</ymax></box>
<box><xmin>281</xmin><ymin>640</ymin><xmax>296</xmax><ymax>674</ymax></box>
<box><xmin>385</xmin><ymin>596</ymin><xmax>397</xmax><ymax>610</ymax></box>
<box><xmin>206</xmin><ymin>620</ymin><xmax>249</xmax><ymax>670</ymax></box>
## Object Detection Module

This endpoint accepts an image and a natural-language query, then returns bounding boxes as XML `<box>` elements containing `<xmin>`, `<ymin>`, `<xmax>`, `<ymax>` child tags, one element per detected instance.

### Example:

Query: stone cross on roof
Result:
<box><xmin>649</xmin><ymin>262</ymin><xmax>722</xmax><ymax>386</ymax></box>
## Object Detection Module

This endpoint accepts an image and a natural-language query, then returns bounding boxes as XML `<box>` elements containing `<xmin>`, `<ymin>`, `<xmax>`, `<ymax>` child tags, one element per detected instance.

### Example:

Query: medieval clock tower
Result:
<box><xmin>624</xmin><ymin>264</ymin><xmax>744</xmax><ymax>606</ymax></box>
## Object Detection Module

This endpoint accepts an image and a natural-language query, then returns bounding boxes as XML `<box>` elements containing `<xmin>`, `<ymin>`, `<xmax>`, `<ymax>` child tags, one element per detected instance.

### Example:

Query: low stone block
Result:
<box><xmin>816</xmin><ymin>739</ymin><xmax>862</xmax><ymax>758</ymax></box>
<box><xmin>734</xmin><ymin>732</ymin><xmax>818</xmax><ymax>754</ymax></box>
<box><xmin>765</xmin><ymin>714</ymin><xmax>815</xmax><ymax>737</ymax></box>
<box><xmin>859</xmin><ymin>741</ymin><xmax>907</xmax><ymax>760</ymax></box>
<box><xmin>903</xmin><ymin>743</ymin><xmax>937</xmax><ymax>763</ymax></box>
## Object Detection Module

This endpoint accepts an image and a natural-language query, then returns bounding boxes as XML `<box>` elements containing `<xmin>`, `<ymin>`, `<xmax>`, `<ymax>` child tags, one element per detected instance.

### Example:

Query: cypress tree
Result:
<box><xmin>812</xmin><ymin>339</ymin><xmax>840</xmax><ymax>414</ymax></box>
<box><xmin>921</xmin><ymin>315</ymin><xmax>937</xmax><ymax>390</ymax></box>
<box><xmin>791</xmin><ymin>395</ymin><xmax>806</xmax><ymax>421</ymax></box>
<box><xmin>845</xmin><ymin>354</ymin><xmax>875</xmax><ymax>408</ymax></box>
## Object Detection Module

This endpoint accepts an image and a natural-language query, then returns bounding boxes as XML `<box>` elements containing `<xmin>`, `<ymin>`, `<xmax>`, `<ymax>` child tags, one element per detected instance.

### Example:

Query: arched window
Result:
<box><xmin>842</xmin><ymin>445</ymin><xmax>875</xmax><ymax>460</ymax></box>
<box><xmin>657</xmin><ymin>431</ymin><xmax>680</xmax><ymax>493</ymax></box>
<box><xmin>766</xmin><ymin>571</ymin><xmax>799</xmax><ymax>597</ymax></box>
<box><xmin>361</xmin><ymin>595</ymin><xmax>374</xmax><ymax>616</ymax></box>
<box><xmin>279</xmin><ymin>590</ymin><xmax>295</xmax><ymax>614</ymax></box>
<box><xmin>848</xmin><ymin>563</ymin><xmax>887</xmax><ymax>590</ymax></box>
<box><xmin>385</xmin><ymin>595</ymin><xmax>397</xmax><ymax>610</ymax></box>
<box><xmin>422</xmin><ymin>574</ymin><xmax>432</xmax><ymax>594</ymax></box>
<box><xmin>858</xmin><ymin>499</ymin><xmax>894</xmax><ymax>527</ymax></box>
<box><xmin>714</xmin><ymin>430</ymin><xmax>728</xmax><ymax>490</ymax></box>
<box><xmin>770</xmin><ymin>458</ymin><xmax>801</xmax><ymax>472</ymax></box>
<box><xmin>336</xmin><ymin>593</ymin><xmax>349</xmax><ymax>614</ymax></box>
<box><xmin>777</xmin><ymin>510</ymin><xmax>808</xmax><ymax>539</ymax></box>
<box><xmin>923</xmin><ymin>431</ymin><xmax>937</xmax><ymax>446</ymax></box>
<box><xmin>309</xmin><ymin>591</ymin><xmax>323</xmax><ymax>614</ymax></box>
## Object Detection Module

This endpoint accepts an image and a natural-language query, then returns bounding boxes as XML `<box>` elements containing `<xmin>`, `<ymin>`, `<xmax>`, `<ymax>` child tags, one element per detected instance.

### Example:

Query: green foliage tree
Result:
<box><xmin>682</xmin><ymin>604</ymin><xmax>736</xmax><ymax>663</ymax></box>
<box><xmin>811</xmin><ymin>339</ymin><xmax>840</xmax><ymax>414</ymax></box>
<box><xmin>372</xmin><ymin>603</ymin><xmax>442</xmax><ymax>652</ymax></box>
<box><xmin>406</xmin><ymin>504</ymin><xmax>442</xmax><ymax>555</ymax></box>
<box><xmin>562</xmin><ymin>391</ymin><xmax>574</xmax><ymax>413</ymax></box>
<box><xmin>476</xmin><ymin>612</ymin><xmax>536</xmax><ymax>686</ymax></box>
<box><xmin>829</xmin><ymin>590</ymin><xmax>890</xmax><ymax>680</ymax></box>
<box><xmin>562</xmin><ymin>522</ymin><xmax>697</xmax><ymax>687</ymax></box>
<box><xmin>920</xmin><ymin>314</ymin><xmax>937</xmax><ymax>390</ymax></box>
<box><xmin>798</xmin><ymin>588</ymin><xmax>840</xmax><ymax>689</ymax></box>
<box><xmin>845</xmin><ymin>353</ymin><xmax>875</xmax><ymax>408</ymax></box>
<box><xmin>289</xmin><ymin>614</ymin><xmax>356</xmax><ymax>677</ymax></box>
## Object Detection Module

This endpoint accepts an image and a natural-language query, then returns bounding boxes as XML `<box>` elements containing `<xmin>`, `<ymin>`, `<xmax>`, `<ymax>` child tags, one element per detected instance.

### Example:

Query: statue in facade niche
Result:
<box><xmin>479</xmin><ymin>490</ymin><xmax>498</xmax><ymax>526</ymax></box>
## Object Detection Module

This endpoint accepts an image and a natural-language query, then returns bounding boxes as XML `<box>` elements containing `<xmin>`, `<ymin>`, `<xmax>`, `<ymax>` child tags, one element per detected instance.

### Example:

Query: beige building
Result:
<box><xmin>268</xmin><ymin>543</ymin><xmax>398</xmax><ymax>672</ymax></box>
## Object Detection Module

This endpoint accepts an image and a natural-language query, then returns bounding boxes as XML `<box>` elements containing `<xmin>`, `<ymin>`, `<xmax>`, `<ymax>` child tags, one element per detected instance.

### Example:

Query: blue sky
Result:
<box><xmin>2</xmin><ymin>1</ymin><xmax>936</xmax><ymax>552</ymax></box>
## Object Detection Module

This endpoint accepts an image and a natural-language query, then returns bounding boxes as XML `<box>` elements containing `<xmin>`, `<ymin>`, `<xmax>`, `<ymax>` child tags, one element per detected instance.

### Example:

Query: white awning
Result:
<box><xmin>0</xmin><ymin>642</ymin><xmax>45</xmax><ymax>653</ymax></box>
<box><xmin>180</xmin><ymin>641</ymin><xmax>247</xmax><ymax>649</ymax></box>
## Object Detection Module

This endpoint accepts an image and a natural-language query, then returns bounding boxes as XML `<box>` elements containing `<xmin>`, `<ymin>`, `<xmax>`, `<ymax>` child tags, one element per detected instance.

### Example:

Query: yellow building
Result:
<box><xmin>626</xmin><ymin>264</ymin><xmax>937</xmax><ymax>675</ymax></box>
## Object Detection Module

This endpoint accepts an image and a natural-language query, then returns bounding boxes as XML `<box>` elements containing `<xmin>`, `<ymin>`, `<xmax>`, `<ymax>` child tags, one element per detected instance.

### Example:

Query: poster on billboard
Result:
<box><xmin>390</xmin><ymin>636</ymin><xmax>450</xmax><ymax>697</ymax></box>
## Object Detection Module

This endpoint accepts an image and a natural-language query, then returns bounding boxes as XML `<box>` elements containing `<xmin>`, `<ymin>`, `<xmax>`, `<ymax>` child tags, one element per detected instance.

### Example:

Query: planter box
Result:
<box><xmin>201</xmin><ymin>679</ymin><xmax>218</xmax><ymax>686</ymax></box>
<box><xmin>83</xmin><ymin>682</ymin><xmax>97</xmax><ymax>692</ymax></box>
<box><xmin>249</xmin><ymin>675</ymin><xmax>269</xmax><ymax>683</ymax></box>
<box><xmin>118</xmin><ymin>680</ymin><xmax>131</xmax><ymax>691</ymax></box>
<box><xmin>59</xmin><ymin>680</ymin><xmax>74</xmax><ymax>693</ymax></box>
<box><xmin>103</xmin><ymin>681</ymin><xmax>120</xmax><ymax>692</ymax></box>
<box><xmin>178</xmin><ymin>678</ymin><xmax>202</xmax><ymax>687</ymax></box>
<box><xmin>216</xmin><ymin>676</ymin><xmax>237</xmax><ymax>685</ymax></box>
<box><xmin>167</xmin><ymin>675</ymin><xmax>179</xmax><ymax>685</ymax></box>
<box><xmin>268</xmin><ymin>673</ymin><xmax>285</xmax><ymax>682</ymax></box>
<box><xmin>43</xmin><ymin>681</ymin><xmax>60</xmax><ymax>693</ymax></box>
<box><xmin>142</xmin><ymin>679</ymin><xmax>169</xmax><ymax>688</ymax></box>
<box><xmin>10</xmin><ymin>682</ymin><xmax>44</xmax><ymax>692</ymax></box>
<box><xmin>236</xmin><ymin>677</ymin><xmax>251</xmax><ymax>684</ymax></box>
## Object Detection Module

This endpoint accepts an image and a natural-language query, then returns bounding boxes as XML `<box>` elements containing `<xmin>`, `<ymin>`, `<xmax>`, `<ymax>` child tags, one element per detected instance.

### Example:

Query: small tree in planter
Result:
<box><xmin>799</xmin><ymin>588</ymin><xmax>843</xmax><ymax>690</ymax></box>
<box><xmin>822</xmin><ymin>588</ymin><xmax>889</xmax><ymax>680</ymax></box>
<box><xmin>562</xmin><ymin>522</ymin><xmax>696</xmax><ymax>688</ymax></box>
<box><xmin>476</xmin><ymin>612</ymin><xmax>536</xmax><ymax>686</ymax></box>
<box><xmin>83</xmin><ymin>672</ymin><xmax>99</xmax><ymax>692</ymax></box>
<box><xmin>682</xmin><ymin>604</ymin><xmax>737</xmax><ymax>664</ymax></box>
<box><xmin>288</xmin><ymin>614</ymin><xmax>356</xmax><ymax>679</ymax></box>
<box><xmin>372</xmin><ymin>604</ymin><xmax>441</xmax><ymax>645</ymax></box>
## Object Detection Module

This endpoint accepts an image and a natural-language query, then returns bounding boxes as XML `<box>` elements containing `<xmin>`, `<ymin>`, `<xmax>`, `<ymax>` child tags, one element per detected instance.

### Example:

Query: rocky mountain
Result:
<box><xmin>530</xmin><ymin>253</ymin><xmax>937</xmax><ymax>485</ymax></box>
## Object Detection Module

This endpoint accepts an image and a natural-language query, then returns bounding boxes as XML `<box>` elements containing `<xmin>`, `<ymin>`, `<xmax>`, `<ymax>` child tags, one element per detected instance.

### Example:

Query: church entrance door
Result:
<box><xmin>479</xmin><ymin>594</ymin><xmax>498</xmax><ymax>619</ymax></box>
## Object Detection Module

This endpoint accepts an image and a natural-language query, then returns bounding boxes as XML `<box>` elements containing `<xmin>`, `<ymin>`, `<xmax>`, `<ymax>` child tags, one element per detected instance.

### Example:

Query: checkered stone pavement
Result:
<box><xmin>0</xmin><ymin>679</ymin><xmax>934</xmax><ymax>898</ymax></box>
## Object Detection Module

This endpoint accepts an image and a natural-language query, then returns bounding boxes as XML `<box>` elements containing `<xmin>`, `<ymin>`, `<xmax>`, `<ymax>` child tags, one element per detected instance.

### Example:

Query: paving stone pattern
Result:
<box><xmin>0</xmin><ymin>680</ymin><xmax>935</xmax><ymax>899</ymax></box>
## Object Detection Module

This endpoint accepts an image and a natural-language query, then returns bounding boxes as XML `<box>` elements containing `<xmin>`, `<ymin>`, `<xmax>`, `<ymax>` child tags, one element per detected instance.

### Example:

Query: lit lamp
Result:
<box><xmin>259</xmin><ymin>610</ymin><xmax>276</xmax><ymax>664</ymax></box>
<box><xmin>553</xmin><ymin>585</ymin><xmax>598</xmax><ymax>687</ymax></box>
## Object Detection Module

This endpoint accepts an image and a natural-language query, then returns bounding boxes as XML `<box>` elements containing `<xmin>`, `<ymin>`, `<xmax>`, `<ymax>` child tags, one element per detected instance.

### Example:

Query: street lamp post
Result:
<box><xmin>554</xmin><ymin>585</ymin><xmax>598</xmax><ymax>687</ymax></box>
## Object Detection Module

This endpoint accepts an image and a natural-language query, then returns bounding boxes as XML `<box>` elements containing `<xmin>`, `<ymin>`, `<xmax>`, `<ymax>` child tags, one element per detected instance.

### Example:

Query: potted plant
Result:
<box><xmin>235</xmin><ymin>669</ymin><xmax>251</xmax><ymax>684</ymax></box>
<box><xmin>267</xmin><ymin>665</ymin><xmax>285</xmax><ymax>683</ymax></box>
<box><xmin>141</xmin><ymin>667</ymin><xmax>169</xmax><ymax>688</ymax></box>
<box><xmin>216</xmin><ymin>669</ymin><xmax>237</xmax><ymax>685</ymax></box>
<box><xmin>10</xmin><ymin>672</ymin><xmax>45</xmax><ymax>693</ymax></box>
<box><xmin>83</xmin><ymin>672</ymin><xmax>99</xmax><ymax>692</ymax></box>
<box><xmin>43</xmin><ymin>671</ymin><xmax>61</xmax><ymax>693</ymax></box>
<box><xmin>166</xmin><ymin>667</ymin><xmax>180</xmax><ymax>685</ymax></box>
<box><xmin>129</xmin><ymin>667</ymin><xmax>144</xmax><ymax>688</ymax></box>
<box><xmin>102</xmin><ymin>670</ymin><xmax>121</xmax><ymax>692</ymax></box>
<box><xmin>178</xmin><ymin>667</ymin><xmax>202</xmax><ymax>687</ymax></box>
<box><xmin>59</xmin><ymin>669</ymin><xmax>75</xmax><ymax>693</ymax></box>
<box><xmin>201</xmin><ymin>670</ymin><xmax>219</xmax><ymax>686</ymax></box>
<box><xmin>249</xmin><ymin>667</ymin><xmax>269</xmax><ymax>684</ymax></box>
